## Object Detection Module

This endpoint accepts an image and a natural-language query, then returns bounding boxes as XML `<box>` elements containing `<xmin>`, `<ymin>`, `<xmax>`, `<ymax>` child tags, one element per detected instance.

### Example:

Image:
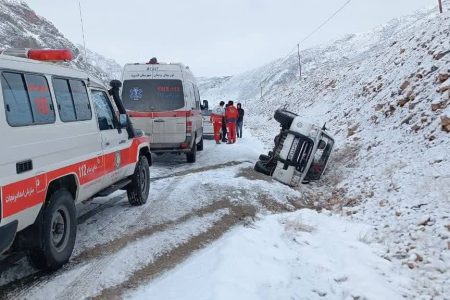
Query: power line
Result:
<box><xmin>299</xmin><ymin>0</ymin><xmax>352</xmax><ymax>45</ymax></box>
<box><xmin>260</xmin><ymin>0</ymin><xmax>353</xmax><ymax>92</ymax></box>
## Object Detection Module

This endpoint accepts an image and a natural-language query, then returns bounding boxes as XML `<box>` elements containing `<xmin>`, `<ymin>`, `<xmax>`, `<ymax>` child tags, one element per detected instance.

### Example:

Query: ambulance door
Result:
<box><xmin>90</xmin><ymin>89</ymin><xmax>131</xmax><ymax>187</ymax></box>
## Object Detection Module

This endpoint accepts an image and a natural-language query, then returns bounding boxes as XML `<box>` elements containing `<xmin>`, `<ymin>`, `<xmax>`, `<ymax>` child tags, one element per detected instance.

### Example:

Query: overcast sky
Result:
<box><xmin>23</xmin><ymin>0</ymin><xmax>437</xmax><ymax>77</ymax></box>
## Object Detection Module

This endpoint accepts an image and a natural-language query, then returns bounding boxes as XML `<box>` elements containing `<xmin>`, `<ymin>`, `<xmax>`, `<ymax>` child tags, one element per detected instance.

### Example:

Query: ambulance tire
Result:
<box><xmin>254</xmin><ymin>160</ymin><xmax>272</xmax><ymax>176</ymax></box>
<box><xmin>187</xmin><ymin>139</ymin><xmax>197</xmax><ymax>163</ymax></box>
<box><xmin>274</xmin><ymin>109</ymin><xmax>296</xmax><ymax>128</ymax></box>
<box><xmin>29</xmin><ymin>189</ymin><xmax>77</xmax><ymax>271</ymax></box>
<box><xmin>127</xmin><ymin>156</ymin><xmax>150</xmax><ymax>206</ymax></box>
<box><xmin>197</xmin><ymin>137</ymin><xmax>204</xmax><ymax>151</ymax></box>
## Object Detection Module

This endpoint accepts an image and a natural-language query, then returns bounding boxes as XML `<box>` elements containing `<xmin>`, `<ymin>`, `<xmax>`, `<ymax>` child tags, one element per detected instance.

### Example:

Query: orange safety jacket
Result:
<box><xmin>225</xmin><ymin>106</ymin><xmax>238</xmax><ymax>123</ymax></box>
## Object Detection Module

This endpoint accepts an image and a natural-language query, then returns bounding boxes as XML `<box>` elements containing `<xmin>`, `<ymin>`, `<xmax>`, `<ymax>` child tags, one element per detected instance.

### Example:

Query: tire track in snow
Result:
<box><xmin>49</xmin><ymin>209</ymin><xmax>232</xmax><ymax>300</ymax></box>
<box><xmin>1</xmin><ymin>198</ymin><xmax>249</xmax><ymax>299</ymax></box>
<box><xmin>1</xmin><ymin>160</ymin><xmax>258</xmax><ymax>298</ymax></box>
<box><xmin>93</xmin><ymin>203</ymin><xmax>257</xmax><ymax>300</ymax></box>
<box><xmin>151</xmin><ymin>160</ymin><xmax>252</xmax><ymax>181</ymax></box>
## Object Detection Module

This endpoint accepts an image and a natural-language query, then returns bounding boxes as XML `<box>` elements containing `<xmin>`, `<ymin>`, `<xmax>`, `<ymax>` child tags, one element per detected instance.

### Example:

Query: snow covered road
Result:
<box><xmin>0</xmin><ymin>136</ymin><xmax>302</xmax><ymax>299</ymax></box>
<box><xmin>0</xmin><ymin>136</ymin><xmax>415</xmax><ymax>299</ymax></box>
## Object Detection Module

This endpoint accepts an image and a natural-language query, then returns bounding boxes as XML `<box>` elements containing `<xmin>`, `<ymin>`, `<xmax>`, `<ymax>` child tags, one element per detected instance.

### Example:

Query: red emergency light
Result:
<box><xmin>27</xmin><ymin>49</ymin><xmax>74</xmax><ymax>61</ymax></box>
<box><xmin>1</xmin><ymin>48</ymin><xmax>74</xmax><ymax>62</ymax></box>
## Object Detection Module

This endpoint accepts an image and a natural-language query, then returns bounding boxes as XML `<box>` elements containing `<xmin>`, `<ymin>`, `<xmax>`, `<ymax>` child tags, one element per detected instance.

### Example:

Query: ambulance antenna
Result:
<box><xmin>78</xmin><ymin>1</ymin><xmax>88</xmax><ymax>60</ymax></box>
<box><xmin>322</xmin><ymin>122</ymin><xmax>327</xmax><ymax>131</ymax></box>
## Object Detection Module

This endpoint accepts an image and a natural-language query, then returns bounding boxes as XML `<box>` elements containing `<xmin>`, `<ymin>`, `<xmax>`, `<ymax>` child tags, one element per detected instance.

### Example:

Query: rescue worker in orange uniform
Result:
<box><xmin>210</xmin><ymin>101</ymin><xmax>225</xmax><ymax>144</ymax></box>
<box><xmin>225</xmin><ymin>101</ymin><xmax>239</xmax><ymax>144</ymax></box>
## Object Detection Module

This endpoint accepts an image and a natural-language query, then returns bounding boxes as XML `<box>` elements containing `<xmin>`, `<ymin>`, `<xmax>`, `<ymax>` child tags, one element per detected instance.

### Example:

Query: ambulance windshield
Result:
<box><xmin>122</xmin><ymin>79</ymin><xmax>184</xmax><ymax>111</ymax></box>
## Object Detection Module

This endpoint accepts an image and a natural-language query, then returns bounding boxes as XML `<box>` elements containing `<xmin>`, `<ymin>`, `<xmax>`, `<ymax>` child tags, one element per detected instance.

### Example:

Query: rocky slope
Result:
<box><xmin>200</xmin><ymin>4</ymin><xmax>450</xmax><ymax>298</ymax></box>
<box><xmin>0</xmin><ymin>0</ymin><xmax>121</xmax><ymax>83</ymax></box>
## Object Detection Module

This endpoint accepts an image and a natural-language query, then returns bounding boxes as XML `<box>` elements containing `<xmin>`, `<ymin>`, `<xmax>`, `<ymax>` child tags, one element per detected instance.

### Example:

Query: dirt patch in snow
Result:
<box><xmin>234</xmin><ymin>166</ymin><xmax>273</xmax><ymax>182</ymax></box>
<box><xmin>258</xmin><ymin>194</ymin><xmax>294</xmax><ymax>213</ymax></box>
<box><xmin>151</xmin><ymin>160</ymin><xmax>252</xmax><ymax>181</ymax></box>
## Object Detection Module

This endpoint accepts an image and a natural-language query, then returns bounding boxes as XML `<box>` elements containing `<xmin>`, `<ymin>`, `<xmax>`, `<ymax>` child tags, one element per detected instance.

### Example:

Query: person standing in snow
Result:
<box><xmin>222</xmin><ymin>103</ymin><xmax>229</xmax><ymax>142</ymax></box>
<box><xmin>225</xmin><ymin>101</ymin><xmax>239</xmax><ymax>144</ymax></box>
<box><xmin>210</xmin><ymin>101</ymin><xmax>225</xmax><ymax>144</ymax></box>
<box><xmin>237</xmin><ymin>103</ymin><xmax>244</xmax><ymax>138</ymax></box>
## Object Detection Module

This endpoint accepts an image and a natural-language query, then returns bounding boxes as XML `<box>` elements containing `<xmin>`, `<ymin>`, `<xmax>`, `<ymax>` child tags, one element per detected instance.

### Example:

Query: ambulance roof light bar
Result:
<box><xmin>1</xmin><ymin>48</ymin><xmax>74</xmax><ymax>62</ymax></box>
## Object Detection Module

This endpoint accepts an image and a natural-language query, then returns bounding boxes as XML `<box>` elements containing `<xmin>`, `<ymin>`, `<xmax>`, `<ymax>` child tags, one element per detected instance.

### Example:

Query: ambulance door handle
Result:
<box><xmin>154</xmin><ymin>119</ymin><xmax>165</xmax><ymax>123</ymax></box>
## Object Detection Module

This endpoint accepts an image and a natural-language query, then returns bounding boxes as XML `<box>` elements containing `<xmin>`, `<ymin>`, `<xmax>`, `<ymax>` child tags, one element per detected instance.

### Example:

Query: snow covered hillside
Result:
<box><xmin>200</xmin><ymin>4</ymin><xmax>450</xmax><ymax>298</ymax></box>
<box><xmin>0</xmin><ymin>0</ymin><xmax>121</xmax><ymax>83</ymax></box>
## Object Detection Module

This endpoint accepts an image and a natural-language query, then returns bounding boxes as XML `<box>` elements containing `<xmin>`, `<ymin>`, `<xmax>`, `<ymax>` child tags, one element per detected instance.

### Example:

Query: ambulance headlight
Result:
<box><xmin>309</xmin><ymin>127</ymin><xmax>319</xmax><ymax>138</ymax></box>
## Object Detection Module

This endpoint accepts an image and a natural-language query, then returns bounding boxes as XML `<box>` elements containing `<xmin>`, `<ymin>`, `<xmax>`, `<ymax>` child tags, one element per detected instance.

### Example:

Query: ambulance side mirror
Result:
<box><xmin>119</xmin><ymin>114</ymin><xmax>128</xmax><ymax>128</ymax></box>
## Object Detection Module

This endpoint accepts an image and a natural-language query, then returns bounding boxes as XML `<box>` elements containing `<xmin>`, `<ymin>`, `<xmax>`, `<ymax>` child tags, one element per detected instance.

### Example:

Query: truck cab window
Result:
<box><xmin>91</xmin><ymin>90</ymin><xmax>117</xmax><ymax>131</ymax></box>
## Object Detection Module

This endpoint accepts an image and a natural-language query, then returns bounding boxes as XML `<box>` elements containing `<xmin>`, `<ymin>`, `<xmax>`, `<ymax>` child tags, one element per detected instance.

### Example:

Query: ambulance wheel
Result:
<box><xmin>254</xmin><ymin>160</ymin><xmax>272</xmax><ymax>176</ymax></box>
<box><xmin>29</xmin><ymin>189</ymin><xmax>76</xmax><ymax>271</ymax></box>
<box><xmin>197</xmin><ymin>137</ymin><xmax>204</xmax><ymax>151</ymax></box>
<box><xmin>127</xmin><ymin>156</ymin><xmax>150</xmax><ymax>206</ymax></box>
<box><xmin>274</xmin><ymin>109</ymin><xmax>296</xmax><ymax>128</ymax></box>
<box><xmin>187</xmin><ymin>140</ymin><xmax>197</xmax><ymax>163</ymax></box>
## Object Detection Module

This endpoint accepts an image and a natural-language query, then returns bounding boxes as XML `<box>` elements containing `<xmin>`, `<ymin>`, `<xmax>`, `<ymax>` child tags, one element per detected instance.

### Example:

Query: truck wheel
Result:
<box><xmin>187</xmin><ymin>140</ymin><xmax>197</xmax><ymax>163</ymax></box>
<box><xmin>274</xmin><ymin>109</ymin><xmax>297</xmax><ymax>128</ymax></box>
<box><xmin>127</xmin><ymin>156</ymin><xmax>150</xmax><ymax>206</ymax></box>
<box><xmin>259</xmin><ymin>154</ymin><xmax>271</xmax><ymax>162</ymax></box>
<box><xmin>197</xmin><ymin>137</ymin><xmax>204</xmax><ymax>151</ymax></box>
<box><xmin>254</xmin><ymin>160</ymin><xmax>272</xmax><ymax>176</ymax></box>
<box><xmin>28</xmin><ymin>189</ymin><xmax>76</xmax><ymax>271</ymax></box>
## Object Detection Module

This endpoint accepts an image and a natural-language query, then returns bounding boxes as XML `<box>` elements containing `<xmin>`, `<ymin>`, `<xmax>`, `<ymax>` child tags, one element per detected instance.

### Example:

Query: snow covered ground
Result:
<box><xmin>0</xmin><ymin>135</ymin><xmax>419</xmax><ymax>300</ymax></box>
<box><xmin>0</xmin><ymin>137</ymin><xmax>304</xmax><ymax>299</ymax></box>
<box><xmin>128</xmin><ymin>210</ymin><xmax>411</xmax><ymax>300</ymax></box>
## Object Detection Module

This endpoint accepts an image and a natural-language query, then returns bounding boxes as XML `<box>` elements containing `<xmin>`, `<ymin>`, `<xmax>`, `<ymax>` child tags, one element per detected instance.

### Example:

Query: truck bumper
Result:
<box><xmin>0</xmin><ymin>221</ymin><xmax>18</xmax><ymax>255</ymax></box>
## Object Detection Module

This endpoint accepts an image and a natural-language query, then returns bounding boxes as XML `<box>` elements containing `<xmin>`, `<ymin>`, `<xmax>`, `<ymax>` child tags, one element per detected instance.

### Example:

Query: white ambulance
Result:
<box><xmin>121</xmin><ymin>59</ymin><xmax>203</xmax><ymax>163</ymax></box>
<box><xmin>0</xmin><ymin>48</ymin><xmax>151</xmax><ymax>270</ymax></box>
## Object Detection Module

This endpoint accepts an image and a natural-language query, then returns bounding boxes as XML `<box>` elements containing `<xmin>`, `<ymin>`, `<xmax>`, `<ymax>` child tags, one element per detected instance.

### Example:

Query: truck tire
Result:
<box><xmin>274</xmin><ymin>109</ymin><xmax>297</xmax><ymax>128</ymax></box>
<box><xmin>187</xmin><ymin>140</ymin><xmax>197</xmax><ymax>163</ymax></box>
<box><xmin>127</xmin><ymin>156</ymin><xmax>150</xmax><ymax>206</ymax></box>
<box><xmin>254</xmin><ymin>160</ymin><xmax>272</xmax><ymax>176</ymax></box>
<box><xmin>197</xmin><ymin>137</ymin><xmax>204</xmax><ymax>151</ymax></box>
<box><xmin>28</xmin><ymin>189</ymin><xmax>76</xmax><ymax>271</ymax></box>
<box><xmin>259</xmin><ymin>154</ymin><xmax>271</xmax><ymax>162</ymax></box>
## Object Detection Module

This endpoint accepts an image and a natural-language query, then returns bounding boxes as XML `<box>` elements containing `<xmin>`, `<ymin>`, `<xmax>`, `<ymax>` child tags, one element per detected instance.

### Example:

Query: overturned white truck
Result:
<box><xmin>254</xmin><ymin>109</ymin><xmax>334</xmax><ymax>187</ymax></box>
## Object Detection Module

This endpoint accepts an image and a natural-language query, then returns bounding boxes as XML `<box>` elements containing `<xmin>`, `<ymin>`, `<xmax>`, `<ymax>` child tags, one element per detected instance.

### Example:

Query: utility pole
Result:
<box><xmin>297</xmin><ymin>44</ymin><xmax>302</xmax><ymax>79</ymax></box>
<box><xmin>260</xmin><ymin>82</ymin><xmax>263</xmax><ymax>99</ymax></box>
<box><xmin>438</xmin><ymin>0</ymin><xmax>443</xmax><ymax>13</ymax></box>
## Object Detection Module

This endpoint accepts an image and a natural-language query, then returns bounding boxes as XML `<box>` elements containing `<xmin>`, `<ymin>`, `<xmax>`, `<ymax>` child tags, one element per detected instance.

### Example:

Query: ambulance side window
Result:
<box><xmin>53</xmin><ymin>78</ymin><xmax>92</xmax><ymax>122</ymax></box>
<box><xmin>25</xmin><ymin>74</ymin><xmax>55</xmax><ymax>124</ymax></box>
<box><xmin>91</xmin><ymin>90</ymin><xmax>117</xmax><ymax>131</ymax></box>
<box><xmin>69</xmin><ymin>80</ymin><xmax>92</xmax><ymax>120</ymax></box>
<box><xmin>1</xmin><ymin>72</ymin><xmax>55</xmax><ymax>126</ymax></box>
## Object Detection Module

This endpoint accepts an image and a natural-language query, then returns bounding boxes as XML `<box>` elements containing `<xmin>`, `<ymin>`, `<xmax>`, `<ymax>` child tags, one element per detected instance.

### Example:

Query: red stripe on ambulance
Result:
<box><xmin>1</xmin><ymin>137</ymin><xmax>148</xmax><ymax>219</ymax></box>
